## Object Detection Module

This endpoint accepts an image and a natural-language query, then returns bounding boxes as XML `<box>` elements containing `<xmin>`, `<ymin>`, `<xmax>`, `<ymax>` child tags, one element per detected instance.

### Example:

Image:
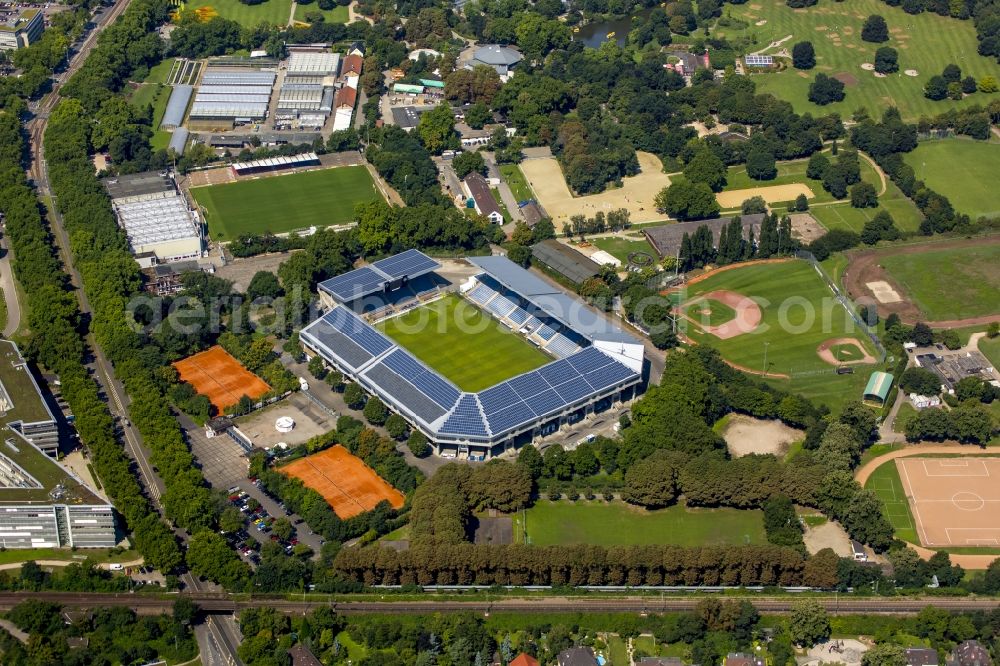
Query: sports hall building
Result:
<box><xmin>300</xmin><ymin>250</ymin><xmax>645</xmax><ymax>459</ymax></box>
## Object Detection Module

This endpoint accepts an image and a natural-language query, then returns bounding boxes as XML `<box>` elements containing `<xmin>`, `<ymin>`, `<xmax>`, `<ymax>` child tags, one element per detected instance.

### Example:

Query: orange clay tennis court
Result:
<box><xmin>896</xmin><ymin>457</ymin><xmax>1000</xmax><ymax>547</ymax></box>
<box><xmin>279</xmin><ymin>445</ymin><xmax>405</xmax><ymax>519</ymax></box>
<box><xmin>172</xmin><ymin>345</ymin><xmax>271</xmax><ymax>412</ymax></box>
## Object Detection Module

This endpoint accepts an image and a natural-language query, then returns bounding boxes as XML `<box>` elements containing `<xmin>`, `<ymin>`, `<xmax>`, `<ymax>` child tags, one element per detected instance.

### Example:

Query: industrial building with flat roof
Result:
<box><xmin>189</xmin><ymin>68</ymin><xmax>276</xmax><ymax>127</ymax></box>
<box><xmin>0</xmin><ymin>340</ymin><xmax>116</xmax><ymax>549</ymax></box>
<box><xmin>287</xmin><ymin>51</ymin><xmax>341</xmax><ymax>76</ymax></box>
<box><xmin>0</xmin><ymin>8</ymin><xmax>43</xmax><ymax>50</ymax></box>
<box><xmin>301</xmin><ymin>251</ymin><xmax>644</xmax><ymax>459</ymax></box>
<box><xmin>103</xmin><ymin>171</ymin><xmax>203</xmax><ymax>266</ymax></box>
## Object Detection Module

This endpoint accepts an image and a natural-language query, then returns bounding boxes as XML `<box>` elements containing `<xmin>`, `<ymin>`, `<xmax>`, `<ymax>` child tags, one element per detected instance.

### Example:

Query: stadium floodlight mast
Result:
<box><xmin>762</xmin><ymin>341</ymin><xmax>769</xmax><ymax>374</ymax></box>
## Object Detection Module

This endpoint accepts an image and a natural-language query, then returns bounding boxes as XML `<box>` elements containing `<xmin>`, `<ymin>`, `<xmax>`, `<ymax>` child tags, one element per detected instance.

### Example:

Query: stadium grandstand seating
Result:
<box><xmin>301</xmin><ymin>251</ymin><xmax>645</xmax><ymax>460</ymax></box>
<box><xmin>544</xmin><ymin>334</ymin><xmax>580</xmax><ymax>359</ymax></box>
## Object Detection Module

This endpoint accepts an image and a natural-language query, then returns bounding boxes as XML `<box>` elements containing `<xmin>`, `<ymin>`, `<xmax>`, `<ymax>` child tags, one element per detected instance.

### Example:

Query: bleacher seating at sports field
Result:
<box><xmin>544</xmin><ymin>334</ymin><xmax>580</xmax><ymax>359</ymax></box>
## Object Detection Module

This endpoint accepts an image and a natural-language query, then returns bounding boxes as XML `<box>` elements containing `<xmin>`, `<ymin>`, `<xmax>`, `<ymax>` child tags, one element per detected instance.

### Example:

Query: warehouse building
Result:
<box><xmin>189</xmin><ymin>68</ymin><xmax>276</xmax><ymax>128</ymax></box>
<box><xmin>276</xmin><ymin>51</ymin><xmax>340</xmax><ymax>128</ymax></box>
<box><xmin>0</xmin><ymin>339</ymin><xmax>116</xmax><ymax>549</ymax></box>
<box><xmin>287</xmin><ymin>51</ymin><xmax>341</xmax><ymax>77</ymax></box>
<box><xmin>103</xmin><ymin>172</ymin><xmax>203</xmax><ymax>266</ymax></box>
<box><xmin>0</xmin><ymin>9</ymin><xmax>44</xmax><ymax>51</ymax></box>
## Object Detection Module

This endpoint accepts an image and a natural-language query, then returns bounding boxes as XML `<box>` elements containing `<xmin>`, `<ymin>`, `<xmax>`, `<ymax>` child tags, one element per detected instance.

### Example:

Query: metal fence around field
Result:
<box><xmin>795</xmin><ymin>250</ymin><xmax>887</xmax><ymax>363</ymax></box>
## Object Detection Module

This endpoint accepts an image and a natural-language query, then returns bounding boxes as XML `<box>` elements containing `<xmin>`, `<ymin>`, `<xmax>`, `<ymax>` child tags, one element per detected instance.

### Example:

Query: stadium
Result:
<box><xmin>300</xmin><ymin>250</ymin><xmax>646</xmax><ymax>460</ymax></box>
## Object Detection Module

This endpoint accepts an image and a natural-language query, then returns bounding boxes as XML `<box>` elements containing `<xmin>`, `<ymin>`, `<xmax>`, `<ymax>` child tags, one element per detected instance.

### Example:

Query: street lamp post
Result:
<box><xmin>762</xmin><ymin>341</ymin><xmax>769</xmax><ymax>375</ymax></box>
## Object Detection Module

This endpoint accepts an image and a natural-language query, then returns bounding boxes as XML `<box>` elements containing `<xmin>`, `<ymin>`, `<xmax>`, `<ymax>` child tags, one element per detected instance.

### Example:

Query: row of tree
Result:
<box><xmin>0</xmin><ymin>111</ymin><xmax>183</xmax><ymax>572</ymax></box>
<box><xmin>335</xmin><ymin>542</ymin><xmax>826</xmax><ymax>588</ymax></box>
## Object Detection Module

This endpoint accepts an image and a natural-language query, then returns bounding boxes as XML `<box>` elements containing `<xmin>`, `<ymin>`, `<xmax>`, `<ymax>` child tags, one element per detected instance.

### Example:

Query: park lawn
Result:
<box><xmin>863</xmin><ymin>460</ymin><xmax>920</xmax><ymax>544</ymax></box>
<box><xmin>762</xmin><ymin>368</ymin><xmax>871</xmax><ymax>415</ymax></box>
<box><xmin>513</xmin><ymin>500</ymin><xmax>767</xmax><ymax>547</ymax></box>
<box><xmin>500</xmin><ymin>164</ymin><xmax>535</xmax><ymax>203</ymax></box>
<box><xmin>179</xmin><ymin>0</ymin><xmax>292</xmax><ymax>27</ymax></box>
<box><xmin>377</xmin><ymin>294</ymin><xmax>550</xmax><ymax>392</ymax></box>
<box><xmin>589</xmin><ymin>235</ymin><xmax>656</xmax><ymax>265</ymax></box>
<box><xmin>684</xmin><ymin>297</ymin><xmax>737</xmax><ymax>327</ymax></box>
<box><xmin>980</xmin><ymin>335</ymin><xmax>1000</xmax><ymax>370</ymax></box>
<box><xmin>877</xmin><ymin>243</ymin><xmax>1000</xmax><ymax>320</ymax></box>
<box><xmin>809</xmin><ymin>178</ymin><xmax>921</xmax><ymax>234</ymax></box>
<box><xmin>192</xmin><ymin>166</ymin><xmax>380</xmax><ymax>241</ymax></box>
<box><xmin>293</xmin><ymin>2</ymin><xmax>348</xmax><ymax>23</ymax></box>
<box><xmin>141</xmin><ymin>59</ymin><xmax>174</xmax><ymax>84</ymax></box>
<box><xmin>713</xmin><ymin>0</ymin><xmax>1000</xmax><ymax>121</ymax></box>
<box><xmin>723</xmin><ymin>152</ymin><xmax>881</xmax><ymax>207</ymax></box>
<box><xmin>902</xmin><ymin>139</ymin><xmax>1000</xmax><ymax>220</ymax></box>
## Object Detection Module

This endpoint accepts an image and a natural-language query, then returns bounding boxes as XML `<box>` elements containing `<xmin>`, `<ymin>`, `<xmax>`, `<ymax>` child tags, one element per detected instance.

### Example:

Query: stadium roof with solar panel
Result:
<box><xmin>302</xmin><ymin>251</ymin><xmax>645</xmax><ymax>459</ymax></box>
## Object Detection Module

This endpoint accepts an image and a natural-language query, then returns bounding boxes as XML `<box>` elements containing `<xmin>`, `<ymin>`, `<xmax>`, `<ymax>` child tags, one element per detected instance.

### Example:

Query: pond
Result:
<box><xmin>573</xmin><ymin>9</ymin><xmax>653</xmax><ymax>49</ymax></box>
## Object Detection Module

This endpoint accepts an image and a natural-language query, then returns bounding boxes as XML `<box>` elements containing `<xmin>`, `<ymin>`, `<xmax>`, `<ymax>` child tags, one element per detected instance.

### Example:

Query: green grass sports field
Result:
<box><xmin>723</xmin><ymin>153</ymin><xmax>879</xmax><ymax>206</ymax></box>
<box><xmin>513</xmin><ymin>500</ymin><xmax>767</xmax><ymax>546</ymax></box>
<box><xmin>877</xmin><ymin>242</ymin><xmax>1000</xmax><ymax>320</ymax></box>
<box><xmin>863</xmin><ymin>460</ymin><xmax>919</xmax><ymax>544</ymax></box>
<box><xmin>681</xmin><ymin>260</ymin><xmax>882</xmax><ymax>412</ymax></box>
<box><xmin>377</xmin><ymin>294</ymin><xmax>550</xmax><ymax>392</ymax></box>
<box><xmin>714</xmin><ymin>0</ymin><xmax>1000</xmax><ymax>121</ymax></box>
<box><xmin>179</xmin><ymin>0</ymin><xmax>292</xmax><ymax>27</ymax></box>
<box><xmin>902</xmin><ymin>140</ymin><xmax>1000</xmax><ymax>220</ymax></box>
<box><xmin>192</xmin><ymin>166</ymin><xmax>380</xmax><ymax>241</ymax></box>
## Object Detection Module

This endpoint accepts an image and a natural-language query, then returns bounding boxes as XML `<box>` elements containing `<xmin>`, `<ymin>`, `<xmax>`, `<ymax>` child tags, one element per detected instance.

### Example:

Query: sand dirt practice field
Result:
<box><xmin>716</xmin><ymin>183</ymin><xmax>814</xmax><ymax>209</ymax></box>
<box><xmin>680</xmin><ymin>289</ymin><xmax>762</xmax><ymax>339</ymax></box>
<box><xmin>519</xmin><ymin>151</ymin><xmax>671</xmax><ymax>225</ymax></box>
<box><xmin>279</xmin><ymin>445</ymin><xmax>405</xmax><ymax>519</ymax></box>
<box><xmin>722</xmin><ymin>414</ymin><xmax>803</xmax><ymax>457</ymax></box>
<box><xmin>896</xmin><ymin>457</ymin><xmax>1000</xmax><ymax>547</ymax></box>
<box><xmin>844</xmin><ymin>237</ymin><xmax>1000</xmax><ymax>326</ymax></box>
<box><xmin>172</xmin><ymin>345</ymin><xmax>270</xmax><ymax>412</ymax></box>
<box><xmin>816</xmin><ymin>337</ymin><xmax>877</xmax><ymax>366</ymax></box>
<box><xmin>803</xmin><ymin>520</ymin><xmax>853</xmax><ymax>557</ymax></box>
<box><xmin>789</xmin><ymin>213</ymin><xmax>826</xmax><ymax>244</ymax></box>
<box><xmin>866</xmin><ymin>280</ymin><xmax>902</xmax><ymax>304</ymax></box>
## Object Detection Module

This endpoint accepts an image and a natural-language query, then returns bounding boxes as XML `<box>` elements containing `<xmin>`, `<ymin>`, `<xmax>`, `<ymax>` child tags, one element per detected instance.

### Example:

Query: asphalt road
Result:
<box><xmin>0</xmin><ymin>592</ymin><xmax>998</xmax><ymax>616</ymax></box>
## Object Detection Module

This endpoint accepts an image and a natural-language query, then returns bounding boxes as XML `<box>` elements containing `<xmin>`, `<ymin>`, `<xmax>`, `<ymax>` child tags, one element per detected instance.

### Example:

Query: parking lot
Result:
<box><xmin>181</xmin><ymin>411</ymin><xmax>327</xmax><ymax>560</ymax></box>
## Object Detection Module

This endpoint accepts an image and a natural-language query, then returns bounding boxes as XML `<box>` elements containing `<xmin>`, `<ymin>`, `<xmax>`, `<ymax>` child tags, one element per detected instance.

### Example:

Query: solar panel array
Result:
<box><xmin>300</xmin><ymin>307</ymin><xmax>393</xmax><ymax>371</ymax></box>
<box><xmin>374</xmin><ymin>249</ymin><xmax>440</xmax><ymax>280</ymax></box>
<box><xmin>476</xmin><ymin>346</ymin><xmax>634</xmax><ymax>436</ymax></box>
<box><xmin>381</xmin><ymin>349</ymin><xmax>460</xmax><ymax>408</ymax></box>
<box><xmin>318</xmin><ymin>250</ymin><xmax>441</xmax><ymax>303</ymax></box>
<box><xmin>303</xmin><ymin>251</ymin><xmax>643</xmax><ymax>446</ymax></box>
<box><xmin>439</xmin><ymin>394</ymin><xmax>489</xmax><ymax>438</ymax></box>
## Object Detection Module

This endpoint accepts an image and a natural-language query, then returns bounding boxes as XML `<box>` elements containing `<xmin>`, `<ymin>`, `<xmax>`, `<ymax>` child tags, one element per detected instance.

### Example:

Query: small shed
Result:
<box><xmin>863</xmin><ymin>371</ymin><xmax>894</xmax><ymax>406</ymax></box>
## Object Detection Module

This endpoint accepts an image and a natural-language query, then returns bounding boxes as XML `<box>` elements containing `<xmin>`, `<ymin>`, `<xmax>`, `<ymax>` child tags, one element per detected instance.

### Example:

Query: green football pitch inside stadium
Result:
<box><xmin>514</xmin><ymin>500</ymin><xmax>767</xmax><ymax>547</ymax></box>
<box><xmin>377</xmin><ymin>294</ymin><xmax>551</xmax><ymax>392</ymax></box>
<box><xmin>192</xmin><ymin>166</ymin><xmax>380</xmax><ymax>241</ymax></box>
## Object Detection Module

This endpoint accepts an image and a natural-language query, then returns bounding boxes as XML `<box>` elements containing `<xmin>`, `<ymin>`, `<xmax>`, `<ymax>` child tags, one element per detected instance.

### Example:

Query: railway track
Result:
<box><xmin>0</xmin><ymin>592</ymin><xmax>995</xmax><ymax>616</ymax></box>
